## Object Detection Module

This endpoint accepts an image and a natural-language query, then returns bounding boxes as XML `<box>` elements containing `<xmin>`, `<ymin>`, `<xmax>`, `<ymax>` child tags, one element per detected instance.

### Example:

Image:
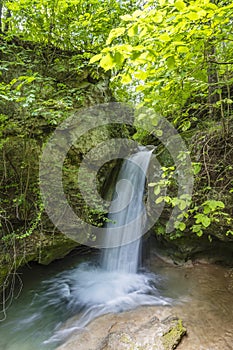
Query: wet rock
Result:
<box><xmin>162</xmin><ymin>317</ymin><xmax>186</xmax><ymax>350</ymax></box>
<box><xmin>154</xmin><ymin>234</ymin><xmax>233</xmax><ymax>266</ymax></box>
<box><xmin>57</xmin><ymin>306</ymin><xmax>186</xmax><ymax>350</ymax></box>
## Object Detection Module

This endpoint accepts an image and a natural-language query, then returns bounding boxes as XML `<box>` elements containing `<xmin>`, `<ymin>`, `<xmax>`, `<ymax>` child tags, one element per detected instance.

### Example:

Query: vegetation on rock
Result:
<box><xmin>162</xmin><ymin>318</ymin><xmax>186</xmax><ymax>350</ymax></box>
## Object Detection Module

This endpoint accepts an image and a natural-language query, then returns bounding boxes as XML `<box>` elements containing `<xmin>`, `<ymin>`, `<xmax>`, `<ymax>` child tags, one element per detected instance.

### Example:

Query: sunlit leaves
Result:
<box><xmin>106</xmin><ymin>27</ymin><xmax>126</xmax><ymax>45</ymax></box>
<box><xmin>89</xmin><ymin>54</ymin><xmax>103</xmax><ymax>64</ymax></box>
<box><xmin>128</xmin><ymin>24</ymin><xmax>139</xmax><ymax>37</ymax></box>
<box><xmin>120</xmin><ymin>14</ymin><xmax>133</xmax><ymax>21</ymax></box>
<box><xmin>174</xmin><ymin>1</ymin><xmax>186</xmax><ymax>11</ymax></box>
<box><xmin>4</xmin><ymin>0</ymin><xmax>137</xmax><ymax>51</ymax></box>
<box><xmin>92</xmin><ymin>0</ymin><xmax>233</xmax><ymax>124</ymax></box>
<box><xmin>194</xmin><ymin>213</ymin><xmax>211</xmax><ymax>228</ymax></box>
<box><xmin>89</xmin><ymin>0</ymin><xmax>233</xmax><ymax>241</ymax></box>
<box><xmin>159</xmin><ymin>33</ymin><xmax>171</xmax><ymax>42</ymax></box>
<box><xmin>99</xmin><ymin>53</ymin><xmax>116</xmax><ymax>70</ymax></box>
<box><xmin>202</xmin><ymin>200</ymin><xmax>225</xmax><ymax>214</ymax></box>
<box><xmin>134</xmin><ymin>70</ymin><xmax>148</xmax><ymax>80</ymax></box>
<box><xmin>121</xmin><ymin>73</ymin><xmax>132</xmax><ymax>84</ymax></box>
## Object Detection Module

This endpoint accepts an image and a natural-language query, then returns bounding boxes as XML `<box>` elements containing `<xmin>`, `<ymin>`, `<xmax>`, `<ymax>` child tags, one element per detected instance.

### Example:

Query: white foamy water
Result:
<box><xmin>101</xmin><ymin>148</ymin><xmax>153</xmax><ymax>273</ymax></box>
<box><xmin>43</xmin><ymin>263</ymin><xmax>170</xmax><ymax>345</ymax></box>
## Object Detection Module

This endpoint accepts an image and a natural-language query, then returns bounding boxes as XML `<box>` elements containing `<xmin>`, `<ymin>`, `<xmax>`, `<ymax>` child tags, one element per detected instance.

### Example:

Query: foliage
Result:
<box><xmin>0</xmin><ymin>0</ymin><xmax>137</xmax><ymax>255</ymax></box>
<box><xmin>148</xmin><ymin>160</ymin><xmax>232</xmax><ymax>239</ymax></box>
<box><xmin>92</xmin><ymin>0</ymin><xmax>233</xmax><ymax>131</ymax></box>
<box><xmin>2</xmin><ymin>0</ymin><xmax>136</xmax><ymax>51</ymax></box>
<box><xmin>91</xmin><ymin>0</ymin><xmax>233</xmax><ymax>239</ymax></box>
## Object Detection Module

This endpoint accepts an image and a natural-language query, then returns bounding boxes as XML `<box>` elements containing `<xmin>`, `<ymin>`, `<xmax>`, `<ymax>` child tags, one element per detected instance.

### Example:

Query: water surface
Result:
<box><xmin>0</xmin><ymin>252</ymin><xmax>232</xmax><ymax>350</ymax></box>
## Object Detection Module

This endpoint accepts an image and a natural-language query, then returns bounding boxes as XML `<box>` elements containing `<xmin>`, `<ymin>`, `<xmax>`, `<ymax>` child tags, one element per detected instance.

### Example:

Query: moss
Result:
<box><xmin>162</xmin><ymin>319</ymin><xmax>186</xmax><ymax>350</ymax></box>
<box><xmin>0</xmin><ymin>231</ymin><xmax>80</xmax><ymax>289</ymax></box>
<box><xmin>119</xmin><ymin>333</ymin><xmax>145</xmax><ymax>350</ymax></box>
<box><xmin>37</xmin><ymin>239</ymin><xmax>78</xmax><ymax>265</ymax></box>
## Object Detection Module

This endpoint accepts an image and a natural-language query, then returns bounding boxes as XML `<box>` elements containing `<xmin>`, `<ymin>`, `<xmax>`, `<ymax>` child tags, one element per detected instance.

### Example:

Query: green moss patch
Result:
<box><xmin>162</xmin><ymin>318</ymin><xmax>186</xmax><ymax>350</ymax></box>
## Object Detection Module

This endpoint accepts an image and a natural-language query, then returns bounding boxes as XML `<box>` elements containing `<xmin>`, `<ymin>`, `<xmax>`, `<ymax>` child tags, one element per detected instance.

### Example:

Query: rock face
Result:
<box><xmin>57</xmin><ymin>307</ymin><xmax>186</xmax><ymax>350</ymax></box>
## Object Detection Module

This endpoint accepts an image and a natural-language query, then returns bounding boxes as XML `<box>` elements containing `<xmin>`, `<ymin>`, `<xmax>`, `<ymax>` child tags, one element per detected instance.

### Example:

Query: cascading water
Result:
<box><xmin>0</xmin><ymin>148</ymin><xmax>170</xmax><ymax>350</ymax></box>
<box><xmin>41</xmin><ymin>147</ymin><xmax>170</xmax><ymax>346</ymax></box>
<box><xmin>101</xmin><ymin>148</ymin><xmax>153</xmax><ymax>273</ymax></box>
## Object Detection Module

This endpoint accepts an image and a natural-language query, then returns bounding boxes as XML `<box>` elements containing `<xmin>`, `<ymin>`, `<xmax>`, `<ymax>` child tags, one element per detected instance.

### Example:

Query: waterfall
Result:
<box><xmin>101</xmin><ymin>148</ymin><xmax>153</xmax><ymax>273</ymax></box>
<box><xmin>42</xmin><ymin>147</ymin><xmax>170</xmax><ymax>347</ymax></box>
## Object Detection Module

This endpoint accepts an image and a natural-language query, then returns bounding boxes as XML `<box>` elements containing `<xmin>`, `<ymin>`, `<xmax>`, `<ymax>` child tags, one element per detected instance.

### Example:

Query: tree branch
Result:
<box><xmin>209</xmin><ymin>60</ymin><xmax>233</xmax><ymax>65</ymax></box>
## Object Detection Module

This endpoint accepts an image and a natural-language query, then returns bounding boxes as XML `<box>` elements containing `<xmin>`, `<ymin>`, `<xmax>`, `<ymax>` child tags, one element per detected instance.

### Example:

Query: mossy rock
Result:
<box><xmin>162</xmin><ymin>318</ymin><xmax>186</xmax><ymax>350</ymax></box>
<box><xmin>37</xmin><ymin>238</ymin><xmax>78</xmax><ymax>265</ymax></box>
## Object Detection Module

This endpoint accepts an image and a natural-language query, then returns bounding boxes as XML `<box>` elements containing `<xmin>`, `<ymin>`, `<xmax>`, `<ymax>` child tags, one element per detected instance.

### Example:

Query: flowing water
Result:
<box><xmin>40</xmin><ymin>148</ymin><xmax>170</xmax><ymax>345</ymax></box>
<box><xmin>0</xmin><ymin>251</ymin><xmax>233</xmax><ymax>349</ymax></box>
<box><xmin>101</xmin><ymin>148</ymin><xmax>153</xmax><ymax>272</ymax></box>
<box><xmin>0</xmin><ymin>149</ymin><xmax>232</xmax><ymax>349</ymax></box>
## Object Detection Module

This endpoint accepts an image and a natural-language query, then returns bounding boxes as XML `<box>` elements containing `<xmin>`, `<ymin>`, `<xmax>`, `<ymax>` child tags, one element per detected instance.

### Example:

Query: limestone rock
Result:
<box><xmin>57</xmin><ymin>306</ymin><xmax>186</xmax><ymax>350</ymax></box>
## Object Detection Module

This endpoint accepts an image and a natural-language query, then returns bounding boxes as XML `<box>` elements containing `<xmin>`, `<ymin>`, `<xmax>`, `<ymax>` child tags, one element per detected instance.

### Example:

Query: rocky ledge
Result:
<box><xmin>57</xmin><ymin>306</ymin><xmax>186</xmax><ymax>350</ymax></box>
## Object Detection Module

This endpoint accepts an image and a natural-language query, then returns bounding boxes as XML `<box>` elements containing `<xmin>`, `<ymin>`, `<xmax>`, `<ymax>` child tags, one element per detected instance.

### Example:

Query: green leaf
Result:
<box><xmin>202</xmin><ymin>216</ymin><xmax>211</xmax><ymax>228</ymax></box>
<box><xmin>132</xmin><ymin>10</ymin><xmax>143</xmax><ymax>18</ymax></box>
<box><xmin>175</xmin><ymin>221</ymin><xmax>186</xmax><ymax>231</ymax></box>
<box><xmin>121</xmin><ymin>73</ymin><xmax>132</xmax><ymax>84</ymax></box>
<box><xmin>134</xmin><ymin>70</ymin><xmax>148</xmax><ymax>80</ymax></box>
<box><xmin>99</xmin><ymin>53</ymin><xmax>116</xmax><ymax>71</ymax></box>
<box><xmin>186</xmin><ymin>12</ymin><xmax>200</xmax><ymax>20</ymax></box>
<box><xmin>113</xmin><ymin>52</ymin><xmax>125</xmax><ymax>66</ymax></box>
<box><xmin>197</xmin><ymin>9</ymin><xmax>207</xmax><ymax>18</ymax></box>
<box><xmin>194</xmin><ymin>213</ymin><xmax>211</xmax><ymax>228</ymax></box>
<box><xmin>178</xmin><ymin>199</ymin><xmax>187</xmax><ymax>211</ymax></box>
<box><xmin>192</xmin><ymin>224</ymin><xmax>203</xmax><ymax>237</ymax></box>
<box><xmin>182</xmin><ymin>120</ymin><xmax>191</xmax><ymax>131</ymax></box>
<box><xmin>166</xmin><ymin>56</ymin><xmax>176</xmax><ymax>69</ymax></box>
<box><xmin>177</xmin><ymin>46</ymin><xmax>189</xmax><ymax>53</ymax></box>
<box><xmin>174</xmin><ymin>1</ymin><xmax>186</xmax><ymax>11</ymax></box>
<box><xmin>192</xmin><ymin>162</ymin><xmax>201</xmax><ymax>175</ymax></box>
<box><xmin>154</xmin><ymin>11</ymin><xmax>164</xmax><ymax>23</ymax></box>
<box><xmin>90</xmin><ymin>54</ymin><xmax>102</xmax><ymax>64</ymax></box>
<box><xmin>157</xmin><ymin>224</ymin><xmax>165</xmax><ymax>235</ymax></box>
<box><xmin>196</xmin><ymin>229</ymin><xmax>203</xmax><ymax>237</ymax></box>
<box><xmin>156</xmin><ymin>196</ymin><xmax>165</xmax><ymax>204</ymax></box>
<box><xmin>159</xmin><ymin>33</ymin><xmax>171</xmax><ymax>42</ymax></box>
<box><xmin>155</xmin><ymin>129</ymin><xmax>163</xmax><ymax>137</ymax></box>
<box><xmin>128</xmin><ymin>24</ymin><xmax>138</xmax><ymax>37</ymax></box>
<box><xmin>154</xmin><ymin>185</ymin><xmax>161</xmax><ymax>195</ymax></box>
<box><xmin>106</xmin><ymin>27</ymin><xmax>126</xmax><ymax>45</ymax></box>
<box><xmin>202</xmin><ymin>200</ymin><xmax>225</xmax><ymax>212</ymax></box>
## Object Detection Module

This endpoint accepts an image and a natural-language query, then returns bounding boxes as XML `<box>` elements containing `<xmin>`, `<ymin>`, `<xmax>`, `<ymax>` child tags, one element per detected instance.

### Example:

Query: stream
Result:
<box><xmin>0</xmin><ymin>251</ymin><xmax>232</xmax><ymax>350</ymax></box>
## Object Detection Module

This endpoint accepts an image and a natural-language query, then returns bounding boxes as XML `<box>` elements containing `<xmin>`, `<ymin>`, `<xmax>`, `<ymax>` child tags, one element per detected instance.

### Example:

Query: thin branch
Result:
<box><xmin>209</xmin><ymin>60</ymin><xmax>233</xmax><ymax>65</ymax></box>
